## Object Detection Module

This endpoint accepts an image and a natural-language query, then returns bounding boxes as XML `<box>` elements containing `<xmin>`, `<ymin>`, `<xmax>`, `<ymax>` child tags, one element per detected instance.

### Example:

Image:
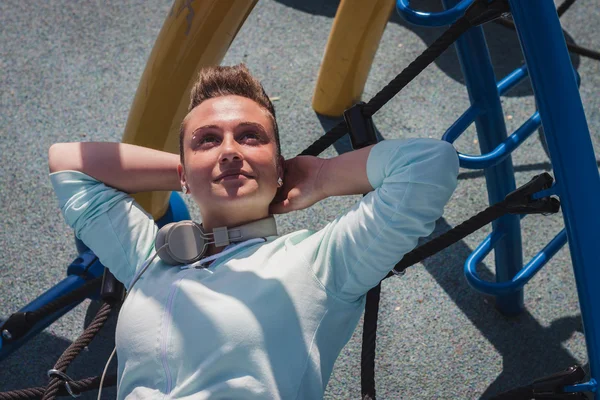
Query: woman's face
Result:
<box><xmin>178</xmin><ymin>95</ymin><xmax>283</xmax><ymax>224</ymax></box>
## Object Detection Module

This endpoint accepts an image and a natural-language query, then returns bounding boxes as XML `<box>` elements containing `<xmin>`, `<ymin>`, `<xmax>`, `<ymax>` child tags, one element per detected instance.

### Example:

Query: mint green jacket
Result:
<box><xmin>51</xmin><ymin>138</ymin><xmax>459</xmax><ymax>399</ymax></box>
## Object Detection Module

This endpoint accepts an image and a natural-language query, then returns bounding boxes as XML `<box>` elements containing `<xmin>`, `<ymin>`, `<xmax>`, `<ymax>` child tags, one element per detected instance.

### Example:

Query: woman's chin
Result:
<box><xmin>198</xmin><ymin>181</ymin><xmax>273</xmax><ymax>205</ymax></box>
<box><xmin>213</xmin><ymin>186</ymin><xmax>260</xmax><ymax>201</ymax></box>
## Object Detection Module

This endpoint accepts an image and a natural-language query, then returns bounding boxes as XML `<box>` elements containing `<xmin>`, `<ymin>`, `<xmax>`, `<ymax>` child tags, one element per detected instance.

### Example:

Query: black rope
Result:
<box><xmin>387</xmin><ymin>204</ymin><xmax>506</xmax><ymax>278</ymax></box>
<box><xmin>0</xmin><ymin>302</ymin><xmax>117</xmax><ymax>400</ymax></box>
<box><xmin>487</xmin><ymin>385</ymin><xmax>534</xmax><ymax>400</ymax></box>
<box><xmin>0</xmin><ymin>374</ymin><xmax>118</xmax><ymax>400</ymax></box>
<box><xmin>563</xmin><ymin>41</ymin><xmax>600</xmax><ymax>62</ymax></box>
<box><xmin>494</xmin><ymin>16</ymin><xmax>600</xmax><ymax>61</ymax></box>
<box><xmin>41</xmin><ymin>302</ymin><xmax>114</xmax><ymax>400</ymax></box>
<box><xmin>493</xmin><ymin>0</ymin><xmax>600</xmax><ymax>62</ymax></box>
<box><xmin>298</xmin><ymin>10</ymin><xmax>474</xmax><ymax>158</ymax></box>
<box><xmin>352</xmin><ymin>3</ymin><xmax>509</xmax><ymax>394</ymax></box>
<box><xmin>487</xmin><ymin>365</ymin><xmax>587</xmax><ymax>399</ymax></box>
<box><xmin>360</xmin><ymin>283</ymin><xmax>381</xmax><ymax>400</ymax></box>
<box><xmin>360</xmin><ymin>168</ymin><xmax>559</xmax><ymax>398</ymax></box>
<box><xmin>298</xmin><ymin>120</ymin><xmax>348</xmax><ymax>157</ymax></box>
<box><xmin>363</xmin><ymin>18</ymin><xmax>472</xmax><ymax>117</ymax></box>
<box><xmin>556</xmin><ymin>0</ymin><xmax>576</xmax><ymax>17</ymax></box>
<box><xmin>358</xmin><ymin>0</ymin><xmax>592</xmax><ymax>397</ymax></box>
<box><xmin>359</xmin><ymin>203</ymin><xmax>508</xmax><ymax>399</ymax></box>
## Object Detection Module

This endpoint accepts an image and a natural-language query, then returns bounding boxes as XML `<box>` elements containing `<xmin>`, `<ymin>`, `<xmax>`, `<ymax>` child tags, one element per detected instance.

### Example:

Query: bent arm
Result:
<box><xmin>318</xmin><ymin>144</ymin><xmax>375</xmax><ymax>198</ymax></box>
<box><xmin>48</xmin><ymin>142</ymin><xmax>181</xmax><ymax>194</ymax></box>
<box><xmin>308</xmin><ymin>138</ymin><xmax>459</xmax><ymax>303</ymax></box>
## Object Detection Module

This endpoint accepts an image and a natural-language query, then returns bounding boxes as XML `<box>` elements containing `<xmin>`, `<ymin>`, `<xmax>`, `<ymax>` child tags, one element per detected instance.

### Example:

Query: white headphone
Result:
<box><xmin>154</xmin><ymin>216</ymin><xmax>278</xmax><ymax>265</ymax></box>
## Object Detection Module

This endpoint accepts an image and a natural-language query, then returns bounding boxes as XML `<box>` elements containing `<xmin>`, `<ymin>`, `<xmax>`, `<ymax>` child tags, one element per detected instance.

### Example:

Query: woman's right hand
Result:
<box><xmin>269</xmin><ymin>156</ymin><xmax>327</xmax><ymax>214</ymax></box>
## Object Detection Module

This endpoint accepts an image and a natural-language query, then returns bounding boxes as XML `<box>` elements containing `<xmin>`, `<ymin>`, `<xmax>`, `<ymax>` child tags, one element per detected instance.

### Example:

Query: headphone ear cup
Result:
<box><xmin>155</xmin><ymin>223</ymin><xmax>180</xmax><ymax>265</ymax></box>
<box><xmin>155</xmin><ymin>221</ymin><xmax>207</xmax><ymax>265</ymax></box>
<box><xmin>166</xmin><ymin>222</ymin><xmax>206</xmax><ymax>264</ymax></box>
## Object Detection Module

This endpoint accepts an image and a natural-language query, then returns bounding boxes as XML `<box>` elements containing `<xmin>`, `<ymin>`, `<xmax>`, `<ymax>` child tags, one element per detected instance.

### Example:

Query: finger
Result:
<box><xmin>272</xmin><ymin>191</ymin><xmax>286</xmax><ymax>204</ymax></box>
<box><xmin>269</xmin><ymin>199</ymin><xmax>291</xmax><ymax>215</ymax></box>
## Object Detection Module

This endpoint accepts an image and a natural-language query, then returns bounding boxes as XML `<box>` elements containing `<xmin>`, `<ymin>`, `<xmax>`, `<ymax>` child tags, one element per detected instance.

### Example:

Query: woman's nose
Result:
<box><xmin>219</xmin><ymin>138</ymin><xmax>243</xmax><ymax>164</ymax></box>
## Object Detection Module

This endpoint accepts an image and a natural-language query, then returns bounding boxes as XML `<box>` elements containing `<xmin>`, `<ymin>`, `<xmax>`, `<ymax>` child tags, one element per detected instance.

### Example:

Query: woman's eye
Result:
<box><xmin>242</xmin><ymin>132</ymin><xmax>260</xmax><ymax>141</ymax></box>
<box><xmin>197</xmin><ymin>135</ymin><xmax>218</xmax><ymax>145</ymax></box>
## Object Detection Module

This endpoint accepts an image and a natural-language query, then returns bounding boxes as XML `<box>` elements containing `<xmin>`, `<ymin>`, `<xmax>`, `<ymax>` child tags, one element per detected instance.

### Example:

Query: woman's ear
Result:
<box><xmin>177</xmin><ymin>164</ymin><xmax>188</xmax><ymax>193</ymax></box>
<box><xmin>276</xmin><ymin>155</ymin><xmax>285</xmax><ymax>181</ymax></box>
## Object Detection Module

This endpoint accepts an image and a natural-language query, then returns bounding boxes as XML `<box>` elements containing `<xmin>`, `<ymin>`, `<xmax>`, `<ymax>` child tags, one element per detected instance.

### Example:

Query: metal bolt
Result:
<box><xmin>2</xmin><ymin>329</ymin><xmax>12</xmax><ymax>340</ymax></box>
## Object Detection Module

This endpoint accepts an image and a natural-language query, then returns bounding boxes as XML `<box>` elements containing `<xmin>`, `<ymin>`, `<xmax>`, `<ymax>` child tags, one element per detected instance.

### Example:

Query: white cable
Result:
<box><xmin>97</xmin><ymin>245</ymin><xmax>167</xmax><ymax>399</ymax></box>
<box><xmin>97</xmin><ymin>346</ymin><xmax>117</xmax><ymax>400</ymax></box>
<box><xmin>127</xmin><ymin>247</ymin><xmax>165</xmax><ymax>291</ymax></box>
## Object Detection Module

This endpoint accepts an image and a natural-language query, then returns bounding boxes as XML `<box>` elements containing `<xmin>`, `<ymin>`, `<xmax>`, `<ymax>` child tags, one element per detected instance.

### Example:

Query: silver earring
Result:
<box><xmin>182</xmin><ymin>184</ymin><xmax>188</xmax><ymax>194</ymax></box>
<box><xmin>277</xmin><ymin>177</ymin><xmax>283</xmax><ymax>187</ymax></box>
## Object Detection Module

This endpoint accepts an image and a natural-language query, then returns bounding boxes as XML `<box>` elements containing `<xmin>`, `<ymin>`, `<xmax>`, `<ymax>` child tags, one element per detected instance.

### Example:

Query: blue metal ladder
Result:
<box><xmin>396</xmin><ymin>0</ymin><xmax>599</xmax><ymax>396</ymax></box>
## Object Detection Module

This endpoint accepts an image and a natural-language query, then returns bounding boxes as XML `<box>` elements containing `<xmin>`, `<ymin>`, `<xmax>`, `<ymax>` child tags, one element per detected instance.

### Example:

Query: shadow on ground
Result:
<box><xmin>0</xmin><ymin>304</ymin><xmax>119</xmax><ymax>399</ymax></box>
<box><xmin>423</xmin><ymin>218</ymin><xmax>589</xmax><ymax>399</ymax></box>
<box><xmin>315</xmin><ymin>115</ymin><xmax>592</xmax><ymax>397</ymax></box>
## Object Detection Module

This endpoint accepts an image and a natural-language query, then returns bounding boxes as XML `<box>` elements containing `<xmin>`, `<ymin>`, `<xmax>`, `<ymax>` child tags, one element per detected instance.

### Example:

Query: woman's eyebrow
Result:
<box><xmin>190</xmin><ymin>122</ymin><xmax>267</xmax><ymax>137</ymax></box>
<box><xmin>237</xmin><ymin>121</ymin><xmax>267</xmax><ymax>133</ymax></box>
<box><xmin>190</xmin><ymin>125</ymin><xmax>220</xmax><ymax>137</ymax></box>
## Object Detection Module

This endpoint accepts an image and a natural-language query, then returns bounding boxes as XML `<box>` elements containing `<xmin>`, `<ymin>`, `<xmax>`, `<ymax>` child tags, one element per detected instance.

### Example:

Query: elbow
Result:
<box><xmin>48</xmin><ymin>143</ymin><xmax>64</xmax><ymax>173</ymax></box>
<box><xmin>415</xmin><ymin>139</ymin><xmax>459</xmax><ymax>194</ymax></box>
<box><xmin>434</xmin><ymin>140</ymin><xmax>460</xmax><ymax>194</ymax></box>
<box><xmin>438</xmin><ymin>140</ymin><xmax>459</xmax><ymax>176</ymax></box>
<box><xmin>48</xmin><ymin>143</ymin><xmax>78</xmax><ymax>173</ymax></box>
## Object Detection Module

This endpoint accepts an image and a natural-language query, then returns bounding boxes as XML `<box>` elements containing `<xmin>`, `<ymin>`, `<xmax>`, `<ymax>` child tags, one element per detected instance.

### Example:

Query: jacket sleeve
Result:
<box><xmin>50</xmin><ymin>170</ymin><xmax>159</xmax><ymax>287</ymax></box>
<box><xmin>306</xmin><ymin>138</ymin><xmax>459</xmax><ymax>303</ymax></box>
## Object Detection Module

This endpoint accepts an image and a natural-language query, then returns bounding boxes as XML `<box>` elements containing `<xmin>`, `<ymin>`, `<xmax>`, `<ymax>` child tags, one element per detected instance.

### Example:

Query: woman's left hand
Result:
<box><xmin>269</xmin><ymin>156</ymin><xmax>327</xmax><ymax>214</ymax></box>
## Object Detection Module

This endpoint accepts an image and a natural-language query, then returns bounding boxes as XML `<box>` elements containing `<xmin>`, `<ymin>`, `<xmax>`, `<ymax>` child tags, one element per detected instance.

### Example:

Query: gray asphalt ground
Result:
<box><xmin>1</xmin><ymin>0</ymin><xmax>599</xmax><ymax>399</ymax></box>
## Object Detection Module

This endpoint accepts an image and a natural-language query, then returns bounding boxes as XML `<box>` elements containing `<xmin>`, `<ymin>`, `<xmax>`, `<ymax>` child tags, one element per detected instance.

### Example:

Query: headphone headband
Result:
<box><xmin>155</xmin><ymin>216</ymin><xmax>277</xmax><ymax>265</ymax></box>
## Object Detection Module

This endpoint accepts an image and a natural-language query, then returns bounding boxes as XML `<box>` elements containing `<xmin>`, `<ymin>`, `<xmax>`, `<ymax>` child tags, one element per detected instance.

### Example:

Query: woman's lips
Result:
<box><xmin>214</xmin><ymin>171</ymin><xmax>254</xmax><ymax>182</ymax></box>
<box><xmin>219</xmin><ymin>173</ymin><xmax>251</xmax><ymax>181</ymax></box>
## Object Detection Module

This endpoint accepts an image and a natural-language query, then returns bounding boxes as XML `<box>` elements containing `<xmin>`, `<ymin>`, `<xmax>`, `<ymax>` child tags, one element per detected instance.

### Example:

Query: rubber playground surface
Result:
<box><xmin>1</xmin><ymin>0</ymin><xmax>599</xmax><ymax>398</ymax></box>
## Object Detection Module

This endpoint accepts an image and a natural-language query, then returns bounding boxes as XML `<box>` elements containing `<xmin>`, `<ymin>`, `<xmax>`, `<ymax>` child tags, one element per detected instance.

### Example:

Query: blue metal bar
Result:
<box><xmin>446</xmin><ymin>63</ymin><xmax>570</xmax><ymax>167</ymax></box>
<box><xmin>0</xmin><ymin>258</ymin><xmax>104</xmax><ymax>361</ymax></box>
<box><xmin>156</xmin><ymin>191</ymin><xmax>190</xmax><ymax>228</ymax></box>
<box><xmin>509</xmin><ymin>0</ymin><xmax>600</xmax><ymax>394</ymax></box>
<box><xmin>465</xmin><ymin>229</ymin><xmax>568</xmax><ymax>296</ymax></box>
<box><xmin>565</xmin><ymin>379</ymin><xmax>598</xmax><ymax>394</ymax></box>
<box><xmin>396</xmin><ymin>0</ymin><xmax>473</xmax><ymax>26</ymax></box>
<box><xmin>497</xmin><ymin>65</ymin><xmax>529</xmax><ymax>97</ymax></box>
<box><xmin>442</xmin><ymin>105</ymin><xmax>480</xmax><ymax>143</ymax></box>
<box><xmin>531</xmin><ymin>183</ymin><xmax>560</xmax><ymax>201</ymax></box>
<box><xmin>442</xmin><ymin>65</ymin><xmax>529</xmax><ymax>145</ymax></box>
<box><xmin>458</xmin><ymin>111</ymin><xmax>541</xmax><ymax>169</ymax></box>
<box><xmin>443</xmin><ymin>0</ymin><xmax>523</xmax><ymax>315</ymax></box>
<box><xmin>0</xmin><ymin>192</ymin><xmax>188</xmax><ymax>361</ymax></box>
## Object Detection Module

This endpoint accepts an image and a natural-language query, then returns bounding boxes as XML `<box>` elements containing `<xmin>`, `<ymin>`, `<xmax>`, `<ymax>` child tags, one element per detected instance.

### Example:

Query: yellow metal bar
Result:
<box><xmin>312</xmin><ymin>0</ymin><xmax>396</xmax><ymax>117</ymax></box>
<box><xmin>122</xmin><ymin>0</ymin><xmax>258</xmax><ymax>219</ymax></box>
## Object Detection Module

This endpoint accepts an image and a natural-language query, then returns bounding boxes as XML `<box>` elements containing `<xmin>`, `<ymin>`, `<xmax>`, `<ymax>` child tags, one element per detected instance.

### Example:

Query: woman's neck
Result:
<box><xmin>204</xmin><ymin>242</ymin><xmax>226</xmax><ymax>257</ymax></box>
<box><xmin>201</xmin><ymin>207</ymin><xmax>269</xmax><ymax>231</ymax></box>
